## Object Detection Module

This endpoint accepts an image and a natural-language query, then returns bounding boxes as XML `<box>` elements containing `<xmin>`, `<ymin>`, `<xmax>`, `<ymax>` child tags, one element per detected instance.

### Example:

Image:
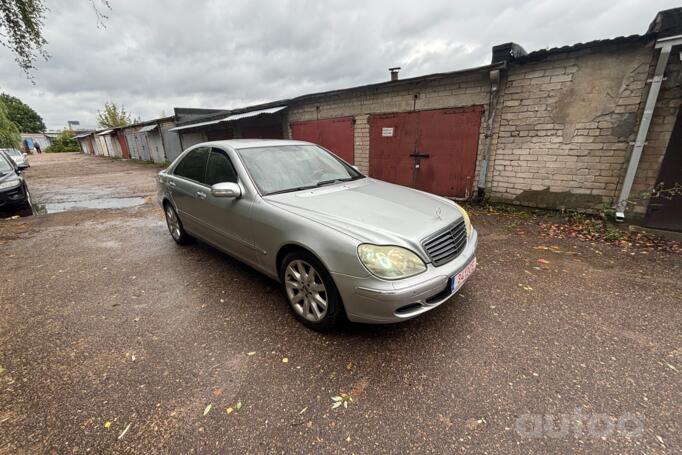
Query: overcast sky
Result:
<box><xmin>0</xmin><ymin>0</ymin><xmax>678</xmax><ymax>130</ymax></box>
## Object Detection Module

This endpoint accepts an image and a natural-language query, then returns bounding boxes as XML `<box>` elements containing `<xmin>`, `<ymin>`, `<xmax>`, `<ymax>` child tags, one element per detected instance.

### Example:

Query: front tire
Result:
<box><xmin>164</xmin><ymin>203</ymin><xmax>193</xmax><ymax>245</ymax></box>
<box><xmin>280</xmin><ymin>250</ymin><xmax>344</xmax><ymax>331</ymax></box>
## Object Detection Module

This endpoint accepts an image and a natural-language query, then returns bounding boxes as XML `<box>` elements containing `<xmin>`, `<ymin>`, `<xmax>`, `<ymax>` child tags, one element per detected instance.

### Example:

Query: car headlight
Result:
<box><xmin>454</xmin><ymin>203</ymin><xmax>472</xmax><ymax>238</ymax></box>
<box><xmin>357</xmin><ymin>244</ymin><xmax>427</xmax><ymax>280</ymax></box>
<box><xmin>0</xmin><ymin>179</ymin><xmax>21</xmax><ymax>190</ymax></box>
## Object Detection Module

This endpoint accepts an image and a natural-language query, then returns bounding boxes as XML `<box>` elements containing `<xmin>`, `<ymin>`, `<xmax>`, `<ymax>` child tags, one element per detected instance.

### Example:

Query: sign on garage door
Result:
<box><xmin>369</xmin><ymin>106</ymin><xmax>483</xmax><ymax>198</ymax></box>
<box><xmin>291</xmin><ymin>117</ymin><xmax>354</xmax><ymax>164</ymax></box>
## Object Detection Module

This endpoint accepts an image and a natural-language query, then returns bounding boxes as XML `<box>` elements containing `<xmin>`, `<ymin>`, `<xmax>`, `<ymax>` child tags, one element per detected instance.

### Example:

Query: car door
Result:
<box><xmin>168</xmin><ymin>146</ymin><xmax>210</xmax><ymax>237</ymax></box>
<box><xmin>195</xmin><ymin>147</ymin><xmax>256</xmax><ymax>264</ymax></box>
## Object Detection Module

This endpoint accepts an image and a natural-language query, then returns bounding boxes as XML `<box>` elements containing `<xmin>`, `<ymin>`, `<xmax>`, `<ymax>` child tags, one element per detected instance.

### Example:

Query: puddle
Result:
<box><xmin>33</xmin><ymin>196</ymin><xmax>146</xmax><ymax>214</ymax></box>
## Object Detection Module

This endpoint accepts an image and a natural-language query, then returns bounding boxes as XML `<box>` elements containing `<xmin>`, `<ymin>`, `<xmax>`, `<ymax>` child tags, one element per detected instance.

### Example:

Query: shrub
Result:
<box><xmin>46</xmin><ymin>130</ymin><xmax>80</xmax><ymax>153</ymax></box>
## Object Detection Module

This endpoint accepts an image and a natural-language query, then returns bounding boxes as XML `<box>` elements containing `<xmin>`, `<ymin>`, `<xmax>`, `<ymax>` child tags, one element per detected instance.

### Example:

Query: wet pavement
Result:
<box><xmin>0</xmin><ymin>153</ymin><xmax>680</xmax><ymax>454</ymax></box>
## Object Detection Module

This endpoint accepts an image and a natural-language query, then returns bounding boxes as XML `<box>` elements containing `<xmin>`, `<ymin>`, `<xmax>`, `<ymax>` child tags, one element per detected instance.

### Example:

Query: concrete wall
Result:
<box><xmin>487</xmin><ymin>41</ymin><xmax>655</xmax><ymax>212</ymax></box>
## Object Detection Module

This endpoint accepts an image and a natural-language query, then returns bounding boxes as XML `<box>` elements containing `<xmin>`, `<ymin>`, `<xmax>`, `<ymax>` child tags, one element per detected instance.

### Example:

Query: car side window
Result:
<box><xmin>174</xmin><ymin>147</ymin><xmax>209</xmax><ymax>183</ymax></box>
<box><xmin>205</xmin><ymin>148</ymin><xmax>238</xmax><ymax>186</ymax></box>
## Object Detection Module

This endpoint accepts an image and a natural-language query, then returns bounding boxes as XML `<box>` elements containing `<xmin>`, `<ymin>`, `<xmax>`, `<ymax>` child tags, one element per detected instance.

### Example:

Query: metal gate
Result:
<box><xmin>291</xmin><ymin>117</ymin><xmax>355</xmax><ymax>163</ymax></box>
<box><xmin>369</xmin><ymin>106</ymin><xmax>483</xmax><ymax>197</ymax></box>
<box><xmin>645</xmin><ymin>108</ymin><xmax>682</xmax><ymax>231</ymax></box>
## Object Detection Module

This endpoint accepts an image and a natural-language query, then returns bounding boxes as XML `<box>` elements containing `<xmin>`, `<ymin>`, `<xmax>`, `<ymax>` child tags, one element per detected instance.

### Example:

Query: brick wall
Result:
<box><xmin>488</xmin><ymin>42</ymin><xmax>655</xmax><ymax>211</ymax></box>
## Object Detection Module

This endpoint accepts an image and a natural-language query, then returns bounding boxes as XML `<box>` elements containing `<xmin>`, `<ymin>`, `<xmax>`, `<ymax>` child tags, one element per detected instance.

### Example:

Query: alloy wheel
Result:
<box><xmin>165</xmin><ymin>206</ymin><xmax>181</xmax><ymax>240</ymax></box>
<box><xmin>284</xmin><ymin>260</ymin><xmax>328</xmax><ymax>321</ymax></box>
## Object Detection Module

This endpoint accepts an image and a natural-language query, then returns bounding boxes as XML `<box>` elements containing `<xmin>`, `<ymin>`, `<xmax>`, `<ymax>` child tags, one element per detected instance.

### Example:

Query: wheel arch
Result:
<box><xmin>275</xmin><ymin>243</ymin><xmax>330</xmax><ymax>279</ymax></box>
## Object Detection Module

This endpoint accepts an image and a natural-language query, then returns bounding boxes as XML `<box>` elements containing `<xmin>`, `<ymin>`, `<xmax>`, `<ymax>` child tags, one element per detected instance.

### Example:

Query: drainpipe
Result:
<box><xmin>476</xmin><ymin>68</ymin><xmax>501</xmax><ymax>201</ymax></box>
<box><xmin>615</xmin><ymin>34</ymin><xmax>682</xmax><ymax>221</ymax></box>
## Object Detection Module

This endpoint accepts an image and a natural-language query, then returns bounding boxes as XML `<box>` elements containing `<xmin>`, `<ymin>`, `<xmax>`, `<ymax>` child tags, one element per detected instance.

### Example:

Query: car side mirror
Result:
<box><xmin>211</xmin><ymin>182</ymin><xmax>241</xmax><ymax>199</ymax></box>
<box><xmin>22</xmin><ymin>153</ymin><xmax>27</xmax><ymax>158</ymax></box>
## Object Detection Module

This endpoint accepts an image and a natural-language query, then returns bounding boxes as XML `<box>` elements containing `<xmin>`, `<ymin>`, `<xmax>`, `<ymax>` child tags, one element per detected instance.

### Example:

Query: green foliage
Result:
<box><xmin>46</xmin><ymin>130</ymin><xmax>80</xmax><ymax>153</ymax></box>
<box><xmin>0</xmin><ymin>0</ymin><xmax>48</xmax><ymax>76</ymax></box>
<box><xmin>97</xmin><ymin>102</ymin><xmax>133</xmax><ymax>128</ymax></box>
<box><xmin>0</xmin><ymin>1</ymin><xmax>110</xmax><ymax>77</ymax></box>
<box><xmin>0</xmin><ymin>102</ymin><xmax>21</xmax><ymax>148</ymax></box>
<box><xmin>0</xmin><ymin>93</ymin><xmax>45</xmax><ymax>132</ymax></box>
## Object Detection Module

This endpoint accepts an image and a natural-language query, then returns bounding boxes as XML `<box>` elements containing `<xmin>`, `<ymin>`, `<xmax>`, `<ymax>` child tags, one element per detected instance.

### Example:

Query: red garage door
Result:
<box><xmin>369</xmin><ymin>106</ymin><xmax>483</xmax><ymax>197</ymax></box>
<box><xmin>291</xmin><ymin>117</ymin><xmax>354</xmax><ymax>164</ymax></box>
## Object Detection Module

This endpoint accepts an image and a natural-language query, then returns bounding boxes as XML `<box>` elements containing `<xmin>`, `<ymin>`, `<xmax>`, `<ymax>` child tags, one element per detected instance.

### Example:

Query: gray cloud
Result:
<box><xmin>0</xmin><ymin>0</ymin><xmax>677</xmax><ymax>130</ymax></box>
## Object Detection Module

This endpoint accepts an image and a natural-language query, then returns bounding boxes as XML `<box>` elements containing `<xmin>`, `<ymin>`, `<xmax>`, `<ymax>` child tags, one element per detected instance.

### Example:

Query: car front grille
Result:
<box><xmin>422</xmin><ymin>220</ymin><xmax>467</xmax><ymax>266</ymax></box>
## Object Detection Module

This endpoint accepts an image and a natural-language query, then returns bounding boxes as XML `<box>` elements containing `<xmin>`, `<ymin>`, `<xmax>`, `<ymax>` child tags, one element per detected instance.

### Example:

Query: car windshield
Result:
<box><xmin>237</xmin><ymin>145</ymin><xmax>364</xmax><ymax>195</ymax></box>
<box><xmin>0</xmin><ymin>155</ymin><xmax>14</xmax><ymax>174</ymax></box>
<box><xmin>6</xmin><ymin>149</ymin><xmax>21</xmax><ymax>157</ymax></box>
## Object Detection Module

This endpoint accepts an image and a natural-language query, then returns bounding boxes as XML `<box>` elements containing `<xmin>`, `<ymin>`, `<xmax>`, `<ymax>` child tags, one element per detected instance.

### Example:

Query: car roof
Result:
<box><xmin>201</xmin><ymin>139</ymin><xmax>315</xmax><ymax>150</ymax></box>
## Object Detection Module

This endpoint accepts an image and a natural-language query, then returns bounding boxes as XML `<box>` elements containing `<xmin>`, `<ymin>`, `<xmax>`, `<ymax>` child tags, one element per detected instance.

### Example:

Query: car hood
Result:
<box><xmin>265</xmin><ymin>178</ymin><xmax>462</xmax><ymax>255</ymax></box>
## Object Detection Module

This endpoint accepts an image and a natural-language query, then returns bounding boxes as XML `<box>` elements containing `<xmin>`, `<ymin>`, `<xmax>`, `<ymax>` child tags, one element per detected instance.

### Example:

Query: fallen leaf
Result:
<box><xmin>537</xmin><ymin>259</ymin><xmax>550</xmax><ymax>265</ymax></box>
<box><xmin>212</xmin><ymin>388</ymin><xmax>222</xmax><ymax>397</ymax></box>
<box><xmin>104</xmin><ymin>421</ymin><xmax>112</xmax><ymax>429</ymax></box>
<box><xmin>346</xmin><ymin>435</ymin><xmax>351</xmax><ymax>442</ymax></box>
<box><xmin>299</xmin><ymin>407</ymin><xmax>307</xmax><ymax>415</ymax></box>
<box><xmin>665</xmin><ymin>362</ymin><xmax>678</xmax><ymax>372</ymax></box>
<box><xmin>465</xmin><ymin>418</ymin><xmax>486</xmax><ymax>431</ymax></box>
<box><xmin>236</xmin><ymin>401</ymin><xmax>242</xmax><ymax>410</ymax></box>
<box><xmin>346</xmin><ymin>362</ymin><xmax>353</xmax><ymax>370</ymax></box>
<box><xmin>331</xmin><ymin>393</ymin><xmax>353</xmax><ymax>410</ymax></box>
<box><xmin>203</xmin><ymin>404</ymin><xmax>212</xmax><ymax>416</ymax></box>
<box><xmin>350</xmin><ymin>377</ymin><xmax>369</xmax><ymax>399</ymax></box>
<box><xmin>282</xmin><ymin>357</ymin><xmax>289</xmax><ymax>363</ymax></box>
<box><xmin>518</xmin><ymin>284</ymin><xmax>533</xmax><ymax>291</ymax></box>
<box><xmin>247</xmin><ymin>352</ymin><xmax>256</xmax><ymax>356</ymax></box>
<box><xmin>226</xmin><ymin>407</ymin><xmax>234</xmax><ymax>415</ymax></box>
<box><xmin>118</xmin><ymin>423</ymin><xmax>131</xmax><ymax>440</ymax></box>
<box><xmin>0</xmin><ymin>366</ymin><xmax>5</xmax><ymax>375</ymax></box>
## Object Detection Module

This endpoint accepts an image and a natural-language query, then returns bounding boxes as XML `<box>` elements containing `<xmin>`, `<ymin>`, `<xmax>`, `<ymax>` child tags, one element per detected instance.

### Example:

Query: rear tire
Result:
<box><xmin>164</xmin><ymin>202</ymin><xmax>193</xmax><ymax>245</ymax></box>
<box><xmin>279</xmin><ymin>250</ymin><xmax>344</xmax><ymax>331</ymax></box>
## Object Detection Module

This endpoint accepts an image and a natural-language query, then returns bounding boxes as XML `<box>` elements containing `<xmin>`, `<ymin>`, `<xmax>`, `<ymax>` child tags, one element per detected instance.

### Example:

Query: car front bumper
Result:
<box><xmin>331</xmin><ymin>229</ymin><xmax>478</xmax><ymax>324</ymax></box>
<box><xmin>0</xmin><ymin>184</ymin><xmax>28</xmax><ymax>211</ymax></box>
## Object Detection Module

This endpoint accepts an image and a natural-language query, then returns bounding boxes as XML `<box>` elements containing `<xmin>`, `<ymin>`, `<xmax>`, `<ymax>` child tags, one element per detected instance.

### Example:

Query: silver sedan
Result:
<box><xmin>157</xmin><ymin>140</ymin><xmax>477</xmax><ymax>330</ymax></box>
<box><xmin>0</xmin><ymin>149</ymin><xmax>29</xmax><ymax>169</ymax></box>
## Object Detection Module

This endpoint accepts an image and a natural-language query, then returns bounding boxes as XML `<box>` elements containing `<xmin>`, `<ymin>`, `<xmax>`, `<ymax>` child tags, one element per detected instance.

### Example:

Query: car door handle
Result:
<box><xmin>168</xmin><ymin>180</ymin><xmax>176</xmax><ymax>187</ymax></box>
<box><xmin>196</xmin><ymin>191</ymin><xmax>207</xmax><ymax>199</ymax></box>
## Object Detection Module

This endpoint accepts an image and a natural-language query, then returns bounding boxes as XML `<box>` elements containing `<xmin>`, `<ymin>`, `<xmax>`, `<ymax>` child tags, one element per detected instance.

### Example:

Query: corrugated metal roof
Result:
<box><xmin>514</xmin><ymin>34</ymin><xmax>654</xmax><ymax>64</ymax></box>
<box><xmin>138</xmin><ymin>124</ymin><xmax>158</xmax><ymax>133</ymax></box>
<box><xmin>96</xmin><ymin>129</ymin><xmax>113</xmax><ymax>136</ymax></box>
<box><xmin>168</xmin><ymin>117</ymin><xmax>230</xmax><ymax>132</ymax></box>
<box><xmin>225</xmin><ymin>105</ymin><xmax>286</xmax><ymax>121</ymax></box>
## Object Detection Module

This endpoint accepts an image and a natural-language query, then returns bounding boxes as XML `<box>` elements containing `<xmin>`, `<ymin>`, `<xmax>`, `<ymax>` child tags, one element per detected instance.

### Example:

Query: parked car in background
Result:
<box><xmin>0</xmin><ymin>150</ymin><xmax>32</xmax><ymax>216</ymax></box>
<box><xmin>157</xmin><ymin>140</ymin><xmax>477</xmax><ymax>331</ymax></box>
<box><xmin>0</xmin><ymin>148</ymin><xmax>29</xmax><ymax>169</ymax></box>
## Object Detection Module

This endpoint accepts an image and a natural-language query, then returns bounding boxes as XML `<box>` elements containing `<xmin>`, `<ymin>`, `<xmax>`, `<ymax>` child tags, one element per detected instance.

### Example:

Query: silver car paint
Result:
<box><xmin>157</xmin><ymin>139</ymin><xmax>477</xmax><ymax>324</ymax></box>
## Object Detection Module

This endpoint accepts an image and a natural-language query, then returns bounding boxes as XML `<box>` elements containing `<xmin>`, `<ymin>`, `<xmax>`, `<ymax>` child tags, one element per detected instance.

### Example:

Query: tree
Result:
<box><xmin>0</xmin><ymin>0</ymin><xmax>110</xmax><ymax>77</ymax></box>
<box><xmin>0</xmin><ymin>93</ymin><xmax>45</xmax><ymax>132</ymax></box>
<box><xmin>0</xmin><ymin>102</ymin><xmax>21</xmax><ymax>148</ymax></box>
<box><xmin>97</xmin><ymin>102</ymin><xmax>133</xmax><ymax>128</ymax></box>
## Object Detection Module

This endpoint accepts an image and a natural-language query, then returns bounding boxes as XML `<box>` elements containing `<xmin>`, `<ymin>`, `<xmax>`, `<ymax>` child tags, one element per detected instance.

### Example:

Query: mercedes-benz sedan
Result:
<box><xmin>157</xmin><ymin>140</ymin><xmax>477</xmax><ymax>330</ymax></box>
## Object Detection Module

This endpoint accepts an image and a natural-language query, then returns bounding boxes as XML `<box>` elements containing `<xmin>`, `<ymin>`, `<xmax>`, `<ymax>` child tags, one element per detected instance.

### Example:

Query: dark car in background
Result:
<box><xmin>0</xmin><ymin>150</ymin><xmax>32</xmax><ymax>216</ymax></box>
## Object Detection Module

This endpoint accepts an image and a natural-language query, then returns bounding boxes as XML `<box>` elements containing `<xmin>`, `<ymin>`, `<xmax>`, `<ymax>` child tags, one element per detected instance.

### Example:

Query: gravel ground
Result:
<box><xmin>0</xmin><ymin>153</ymin><xmax>680</xmax><ymax>454</ymax></box>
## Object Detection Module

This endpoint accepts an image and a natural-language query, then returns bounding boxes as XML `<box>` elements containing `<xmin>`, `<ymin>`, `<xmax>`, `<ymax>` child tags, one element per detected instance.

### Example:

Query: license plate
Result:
<box><xmin>451</xmin><ymin>257</ymin><xmax>477</xmax><ymax>293</ymax></box>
